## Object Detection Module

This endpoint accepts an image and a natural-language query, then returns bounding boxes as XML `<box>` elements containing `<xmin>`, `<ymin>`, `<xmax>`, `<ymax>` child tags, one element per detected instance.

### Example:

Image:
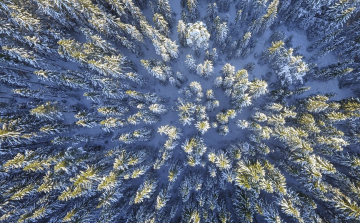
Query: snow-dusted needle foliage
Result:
<box><xmin>1</xmin><ymin>0</ymin><xmax>360</xmax><ymax>222</ymax></box>
<box><xmin>186</xmin><ymin>21</ymin><xmax>211</xmax><ymax>50</ymax></box>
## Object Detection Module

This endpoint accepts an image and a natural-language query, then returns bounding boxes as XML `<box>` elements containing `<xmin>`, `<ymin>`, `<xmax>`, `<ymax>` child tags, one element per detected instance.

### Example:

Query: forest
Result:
<box><xmin>0</xmin><ymin>0</ymin><xmax>360</xmax><ymax>222</ymax></box>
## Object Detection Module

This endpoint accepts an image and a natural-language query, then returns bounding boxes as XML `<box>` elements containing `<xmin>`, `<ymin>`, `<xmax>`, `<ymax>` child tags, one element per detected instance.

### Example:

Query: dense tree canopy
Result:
<box><xmin>0</xmin><ymin>0</ymin><xmax>360</xmax><ymax>222</ymax></box>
